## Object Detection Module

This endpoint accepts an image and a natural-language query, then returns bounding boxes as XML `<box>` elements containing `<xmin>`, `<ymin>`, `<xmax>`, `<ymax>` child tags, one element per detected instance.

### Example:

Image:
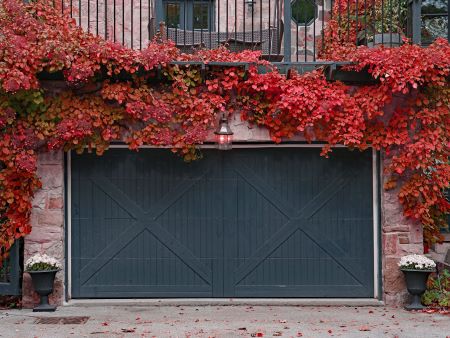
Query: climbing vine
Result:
<box><xmin>0</xmin><ymin>0</ymin><xmax>449</xmax><ymax>260</ymax></box>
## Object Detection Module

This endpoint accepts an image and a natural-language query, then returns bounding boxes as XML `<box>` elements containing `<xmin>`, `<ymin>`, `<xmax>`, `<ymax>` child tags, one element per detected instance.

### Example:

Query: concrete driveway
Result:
<box><xmin>1</xmin><ymin>305</ymin><xmax>449</xmax><ymax>338</ymax></box>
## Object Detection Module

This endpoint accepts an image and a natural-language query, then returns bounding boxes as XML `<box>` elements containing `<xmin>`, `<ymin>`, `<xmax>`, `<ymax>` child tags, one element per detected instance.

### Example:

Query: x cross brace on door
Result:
<box><xmin>79</xmin><ymin>172</ymin><xmax>212</xmax><ymax>286</ymax></box>
<box><xmin>232</xmin><ymin>160</ymin><xmax>369</xmax><ymax>289</ymax></box>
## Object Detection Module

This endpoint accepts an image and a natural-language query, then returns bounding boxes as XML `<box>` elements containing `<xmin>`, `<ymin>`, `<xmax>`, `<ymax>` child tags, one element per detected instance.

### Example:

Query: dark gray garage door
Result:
<box><xmin>71</xmin><ymin>147</ymin><xmax>374</xmax><ymax>298</ymax></box>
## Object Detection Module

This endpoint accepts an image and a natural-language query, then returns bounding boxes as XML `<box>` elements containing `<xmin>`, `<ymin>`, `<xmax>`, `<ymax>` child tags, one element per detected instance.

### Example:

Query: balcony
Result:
<box><xmin>58</xmin><ymin>0</ymin><xmax>449</xmax><ymax>63</ymax></box>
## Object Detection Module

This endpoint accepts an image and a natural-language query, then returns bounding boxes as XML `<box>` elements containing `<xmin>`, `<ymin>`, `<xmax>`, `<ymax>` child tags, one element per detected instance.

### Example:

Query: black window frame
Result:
<box><xmin>158</xmin><ymin>0</ymin><xmax>215</xmax><ymax>31</ymax></box>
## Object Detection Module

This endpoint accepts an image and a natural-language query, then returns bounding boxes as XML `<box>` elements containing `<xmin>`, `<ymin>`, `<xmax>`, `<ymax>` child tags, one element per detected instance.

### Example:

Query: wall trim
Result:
<box><xmin>372</xmin><ymin>149</ymin><xmax>380</xmax><ymax>299</ymax></box>
<box><xmin>65</xmin><ymin>298</ymin><xmax>385</xmax><ymax>307</ymax></box>
<box><xmin>66</xmin><ymin>150</ymin><xmax>72</xmax><ymax>300</ymax></box>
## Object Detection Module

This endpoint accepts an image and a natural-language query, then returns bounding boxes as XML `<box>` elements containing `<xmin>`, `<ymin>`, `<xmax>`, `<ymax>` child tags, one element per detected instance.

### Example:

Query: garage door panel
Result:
<box><xmin>82</xmin><ymin>230</ymin><xmax>212</xmax><ymax>287</ymax></box>
<box><xmin>228</xmin><ymin>171</ymin><xmax>362</xmax><ymax>294</ymax></box>
<box><xmin>238</xmin><ymin>259</ymin><xmax>363</xmax><ymax>287</ymax></box>
<box><xmin>81</xmin><ymin>174</ymin><xmax>216</xmax><ymax>283</ymax></box>
<box><xmin>308</xmin><ymin>219</ymin><xmax>374</xmax><ymax>260</ymax></box>
<box><xmin>299</xmin><ymin>222</ymin><xmax>373</xmax><ymax>288</ymax></box>
<box><xmin>233</xmin><ymin>285</ymin><xmax>371</xmax><ymax>297</ymax></box>
<box><xmin>74</xmin><ymin>224</ymin><xmax>214</xmax><ymax>296</ymax></box>
<box><xmin>233</xmin><ymin>186</ymin><xmax>290</xmax><ymax>259</ymax></box>
<box><xmin>82</xmin><ymin>150</ymin><xmax>216</xmax><ymax>211</ymax></box>
<box><xmin>160</xmin><ymin>216</ymin><xmax>222</xmax><ymax>260</ymax></box>
<box><xmin>309</xmin><ymin>176</ymin><xmax>373</xmax><ymax>220</ymax></box>
<box><xmin>74</xmin><ymin>181</ymin><xmax>138</xmax><ymax>278</ymax></box>
<box><xmin>78</xmin><ymin>285</ymin><xmax>213</xmax><ymax>298</ymax></box>
<box><xmin>160</xmin><ymin>178</ymin><xmax>223</xmax><ymax>260</ymax></box>
<box><xmin>76</xmin><ymin>218</ymin><xmax>133</xmax><ymax>262</ymax></box>
<box><xmin>72</xmin><ymin>151</ymin><xmax>218</xmax><ymax>298</ymax></box>
<box><xmin>231</xmin><ymin>149</ymin><xmax>368</xmax><ymax>212</ymax></box>
<box><xmin>72</xmin><ymin>148</ymin><xmax>375</xmax><ymax>298</ymax></box>
<box><xmin>74</xmin><ymin>179</ymin><xmax>135</xmax><ymax>220</ymax></box>
<box><xmin>235</xmin><ymin>228</ymin><xmax>369</xmax><ymax>292</ymax></box>
<box><xmin>222</xmin><ymin>149</ymin><xmax>373</xmax><ymax>297</ymax></box>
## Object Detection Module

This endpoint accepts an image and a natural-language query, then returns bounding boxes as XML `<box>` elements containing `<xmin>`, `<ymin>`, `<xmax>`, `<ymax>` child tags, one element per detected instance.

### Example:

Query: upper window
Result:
<box><xmin>193</xmin><ymin>3</ymin><xmax>210</xmax><ymax>29</ymax></box>
<box><xmin>162</xmin><ymin>0</ymin><xmax>213</xmax><ymax>30</ymax></box>
<box><xmin>165</xmin><ymin>2</ymin><xmax>182</xmax><ymax>28</ymax></box>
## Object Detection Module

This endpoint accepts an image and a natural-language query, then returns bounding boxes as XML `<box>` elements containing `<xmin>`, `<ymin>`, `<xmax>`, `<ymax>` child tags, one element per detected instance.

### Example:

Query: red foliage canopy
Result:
<box><xmin>0</xmin><ymin>0</ymin><xmax>448</xmax><ymax>260</ymax></box>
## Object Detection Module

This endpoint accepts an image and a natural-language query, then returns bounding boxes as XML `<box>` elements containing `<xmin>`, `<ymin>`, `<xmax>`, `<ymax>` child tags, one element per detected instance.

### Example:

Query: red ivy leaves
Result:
<box><xmin>0</xmin><ymin>0</ymin><xmax>177</xmax><ymax>90</ymax></box>
<box><xmin>348</xmin><ymin>39</ymin><xmax>450</xmax><ymax>94</ymax></box>
<box><xmin>0</xmin><ymin>0</ymin><xmax>449</xmax><ymax>260</ymax></box>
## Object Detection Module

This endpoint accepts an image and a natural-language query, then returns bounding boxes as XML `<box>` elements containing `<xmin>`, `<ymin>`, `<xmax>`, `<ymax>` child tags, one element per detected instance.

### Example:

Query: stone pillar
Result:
<box><xmin>381</xmin><ymin>154</ymin><xmax>423</xmax><ymax>306</ymax></box>
<box><xmin>22</xmin><ymin>151</ymin><xmax>65</xmax><ymax>308</ymax></box>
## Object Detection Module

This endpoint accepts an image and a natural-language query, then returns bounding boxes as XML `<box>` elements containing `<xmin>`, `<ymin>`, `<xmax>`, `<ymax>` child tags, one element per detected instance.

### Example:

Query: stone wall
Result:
<box><xmin>70</xmin><ymin>0</ymin><xmax>154</xmax><ymax>49</ymax></box>
<box><xmin>381</xmin><ymin>154</ymin><xmax>424</xmax><ymax>306</ymax></box>
<box><xmin>430</xmin><ymin>240</ymin><xmax>450</xmax><ymax>264</ymax></box>
<box><xmin>22</xmin><ymin>152</ymin><xmax>65</xmax><ymax>308</ymax></box>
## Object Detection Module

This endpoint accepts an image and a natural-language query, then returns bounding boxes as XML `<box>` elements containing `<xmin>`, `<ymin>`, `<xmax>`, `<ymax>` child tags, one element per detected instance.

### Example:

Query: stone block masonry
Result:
<box><xmin>381</xmin><ymin>154</ymin><xmax>423</xmax><ymax>306</ymax></box>
<box><xmin>22</xmin><ymin>151</ymin><xmax>65</xmax><ymax>308</ymax></box>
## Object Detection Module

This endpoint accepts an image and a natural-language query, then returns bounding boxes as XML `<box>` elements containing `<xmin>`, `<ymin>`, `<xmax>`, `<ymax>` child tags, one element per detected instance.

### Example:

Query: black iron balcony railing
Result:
<box><xmin>53</xmin><ymin>0</ymin><xmax>448</xmax><ymax>62</ymax></box>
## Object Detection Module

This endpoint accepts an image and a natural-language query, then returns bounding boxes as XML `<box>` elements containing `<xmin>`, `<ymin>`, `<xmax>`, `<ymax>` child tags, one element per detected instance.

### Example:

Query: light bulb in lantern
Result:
<box><xmin>214</xmin><ymin>114</ymin><xmax>233</xmax><ymax>150</ymax></box>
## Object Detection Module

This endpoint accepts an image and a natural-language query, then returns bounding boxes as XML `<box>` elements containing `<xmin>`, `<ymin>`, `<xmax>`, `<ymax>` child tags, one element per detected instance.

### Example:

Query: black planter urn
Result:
<box><xmin>28</xmin><ymin>270</ymin><xmax>59</xmax><ymax>312</ymax></box>
<box><xmin>401</xmin><ymin>269</ymin><xmax>433</xmax><ymax>310</ymax></box>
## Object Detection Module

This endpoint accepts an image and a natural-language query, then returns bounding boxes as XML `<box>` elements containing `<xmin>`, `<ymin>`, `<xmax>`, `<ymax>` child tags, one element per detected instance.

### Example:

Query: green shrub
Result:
<box><xmin>422</xmin><ymin>269</ymin><xmax>450</xmax><ymax>307</ymax></box>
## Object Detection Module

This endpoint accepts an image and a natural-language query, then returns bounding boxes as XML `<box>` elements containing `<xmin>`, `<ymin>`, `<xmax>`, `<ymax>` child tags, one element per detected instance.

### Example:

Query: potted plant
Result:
<box><xmin>399</xmin><ymin>254</ymin><xmax>436</xmax><ymax>310</ymax></box>
<box><xmin>25</xmin><ymin>254</ymin><xmax>61</xmax><ymax>312</ymax></box>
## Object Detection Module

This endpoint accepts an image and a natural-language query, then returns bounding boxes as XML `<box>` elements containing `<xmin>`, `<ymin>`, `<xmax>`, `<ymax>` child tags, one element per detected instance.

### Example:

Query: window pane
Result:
<box><xmin>193</xmin><ymin>3</ymin><xmax>209</xmax><ymax>30</ymax></box>
<box><xmin>165</xmin><ymin>2</ymin><xmax>181</xmax><ymax>28</ymax></box>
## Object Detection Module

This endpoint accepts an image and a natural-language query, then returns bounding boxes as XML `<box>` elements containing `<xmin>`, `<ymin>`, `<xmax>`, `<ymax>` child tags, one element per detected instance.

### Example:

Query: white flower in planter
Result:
<box><xmin>25</xmin><ymin>254</ymin><xmax>62</xmax><ymax>272</ymax></box>
<box><xmin>398</xmin><ymin>254</ymin><xmax>436</xmax><ymax>271</ymax></box>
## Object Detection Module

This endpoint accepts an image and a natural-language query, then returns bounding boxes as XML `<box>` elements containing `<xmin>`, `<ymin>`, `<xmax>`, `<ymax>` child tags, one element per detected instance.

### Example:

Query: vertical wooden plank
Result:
<box><xmin>222</xmin><ymin>151</ymin><xmax>236</xmax><ymax>297</ymax></box>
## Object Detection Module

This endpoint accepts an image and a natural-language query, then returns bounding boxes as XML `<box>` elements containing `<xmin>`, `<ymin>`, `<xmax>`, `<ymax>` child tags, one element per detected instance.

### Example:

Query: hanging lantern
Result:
<box><xmin>214</xmin><ymin>113</ymin><xmax>233</xmax><ymax>150</ymax></box>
